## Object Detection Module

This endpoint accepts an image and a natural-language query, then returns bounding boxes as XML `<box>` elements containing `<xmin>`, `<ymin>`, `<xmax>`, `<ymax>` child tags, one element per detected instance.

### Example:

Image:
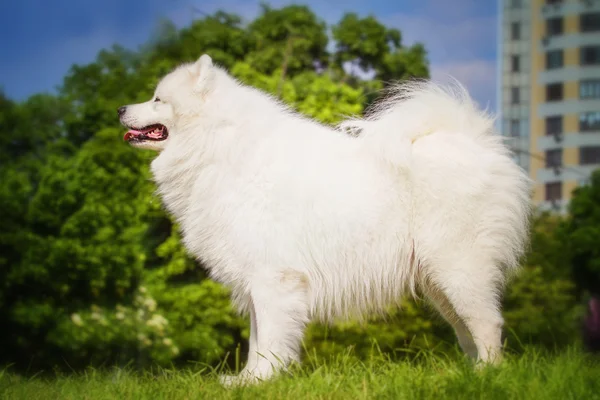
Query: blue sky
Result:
<box><xmin>0</xmin><ymin>0</ymin><xmax>498</xmax><ymax>110</ymax></box>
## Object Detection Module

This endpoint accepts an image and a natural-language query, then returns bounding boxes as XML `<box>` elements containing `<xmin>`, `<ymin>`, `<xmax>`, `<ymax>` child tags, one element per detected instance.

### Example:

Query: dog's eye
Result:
<box><xmin>154</xmin><ymin>97</ymin><xmax>161</xmax><ymax>102</ymax></box>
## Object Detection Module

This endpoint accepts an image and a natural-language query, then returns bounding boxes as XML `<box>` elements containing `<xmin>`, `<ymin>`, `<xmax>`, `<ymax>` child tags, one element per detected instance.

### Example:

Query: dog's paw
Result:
<box><xmin>474</xmin><ymin>355</ymin><xmax>502</xmax><ymax>371</ymax></box>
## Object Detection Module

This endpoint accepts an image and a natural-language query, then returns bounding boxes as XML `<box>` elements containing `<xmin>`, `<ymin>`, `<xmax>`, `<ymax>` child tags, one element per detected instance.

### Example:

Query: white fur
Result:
<box><xmin>119</xmin><ymin>55</ymin><xmax>532</xmax><ymax>385</ymax></box>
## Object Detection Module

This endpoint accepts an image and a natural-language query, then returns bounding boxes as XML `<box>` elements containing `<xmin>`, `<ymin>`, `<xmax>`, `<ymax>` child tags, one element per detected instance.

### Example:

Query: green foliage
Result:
<box><xmin>331</xmin><ymin>12</ymin><xmax>428</xmax><ymax>85</ymax></box>
<box><xmin>1</xmin><ymin>129</ymin><xmax>152</xmax><ymax>369</ymax></box>
<box><xmin>332</xmin><ymin>13</ymin><xmax>401</xmax><ymax>74</ymax></box>
<box><xmin>231</xmin><ymin>62</ymin><xmax>364</xmax><ymax>124</ymax></box>
<box><xmin>503</xmin><ymin>266</ymin><xmax>582</xmax><ymax>348</ymax></box>
<box><xmin>47</xmin><ymin>288</ymin><xmax>177</xmax><ymax>367</ymax></box>
<box><xmin>246</xmin><ymin>4</ymin><xmax>329</xmax><ymax>76</ymax></box>
<box><xmin>526</xmin><ymin>212</ymin><xmax>571</xmax><ymax>279</ymax></box>
<box><xmin>304</xmin><ymin>300</ymin><xmax>441</xmax><ymax>360</ymax></box>
<box><xmin>149</xmin><ymin>12</ymin><xmax>251</xmax><ymax>70</ymax></box>
<box><xmin>562</xmin><ymin>170</ymin><xmax>600</xmax><ymax>295</ymax></box>
<box><xmin>501</xmin><ymin>212</ymin><xmax>583</xmax><ymax>349</ymax></box>
<box><xmin>290</xmin><ymin>72</ymin><xmax>364</xmax><ymax>123</ymax></box>
<box><xmin>0</xmin><ymin>93</ymin><xmax>71</xmax><ymax>161</ymax></box>
<box><xmin>378</xmin><ymin>44</ymin><xmax>430</xmax><ymax>82</ymax></box>
<box><xmin>145</xmin><ymin>229</ymin><xmax>246</xmax><ymax>366</ymax></box>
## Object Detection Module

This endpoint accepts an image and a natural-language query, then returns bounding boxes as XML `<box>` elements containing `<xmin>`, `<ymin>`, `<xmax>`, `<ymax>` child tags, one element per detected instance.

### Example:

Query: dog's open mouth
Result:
<box><xmin>123</xmin><ymin>124</ymin><xmax>169</xmax><ymax>142</ymax></box>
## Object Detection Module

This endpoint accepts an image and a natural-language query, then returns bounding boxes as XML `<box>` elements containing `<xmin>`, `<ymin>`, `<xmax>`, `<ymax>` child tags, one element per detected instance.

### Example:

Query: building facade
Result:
<box><xmin>499</xmin><ymin>0</ymin><xmax>600</xmax><ymax>212</ymax></box>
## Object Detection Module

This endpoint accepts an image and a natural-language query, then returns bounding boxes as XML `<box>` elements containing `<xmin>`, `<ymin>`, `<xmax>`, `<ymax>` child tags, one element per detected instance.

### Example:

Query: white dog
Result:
<box><xmin>119</xmin><ymin>54</ymin><xmax>531</xmax><ymax>385</ymax></box>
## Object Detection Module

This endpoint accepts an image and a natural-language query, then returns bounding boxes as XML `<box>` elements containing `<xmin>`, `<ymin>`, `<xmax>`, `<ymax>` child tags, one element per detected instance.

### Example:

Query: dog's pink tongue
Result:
<box><xmin>123</xmin><ymin>129</ymin><xmax>145</xmax><ymax>141</ymax></box>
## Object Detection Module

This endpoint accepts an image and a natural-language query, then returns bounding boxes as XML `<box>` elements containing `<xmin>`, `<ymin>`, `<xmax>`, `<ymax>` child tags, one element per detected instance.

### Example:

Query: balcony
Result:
<box><xmin>540</xmin><ymin>0</ymin><xmax>600</xmax><ymax>19</ymax></box>
<box><xmin>541</xmin><ymin>1</ymin><xmax>564</xmax><ymax>17</ymax></box>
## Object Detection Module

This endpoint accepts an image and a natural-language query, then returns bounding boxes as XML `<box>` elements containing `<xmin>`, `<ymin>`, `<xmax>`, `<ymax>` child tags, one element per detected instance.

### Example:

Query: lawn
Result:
<box><xmin>1</xmin><ymin>348</ymin><xmax>599</xmax><ymax>399</ymax></box>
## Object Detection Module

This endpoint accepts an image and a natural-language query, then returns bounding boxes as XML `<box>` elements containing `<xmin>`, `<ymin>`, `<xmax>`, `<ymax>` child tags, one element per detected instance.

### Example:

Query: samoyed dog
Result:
<box><xmin>118</xmin><ymin>54</ymin><xmax>531</xmax><ymax>385</ymax></box>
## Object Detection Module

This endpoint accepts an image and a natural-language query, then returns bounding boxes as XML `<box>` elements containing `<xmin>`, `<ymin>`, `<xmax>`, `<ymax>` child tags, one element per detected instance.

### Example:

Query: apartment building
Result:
<box><xmin>499</xmin><ymin>0</ymin><xmax>600</xmax><ymax>211</ymax></box>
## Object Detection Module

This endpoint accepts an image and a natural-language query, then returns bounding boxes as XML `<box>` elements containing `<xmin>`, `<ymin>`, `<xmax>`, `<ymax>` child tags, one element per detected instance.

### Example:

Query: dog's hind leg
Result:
<box><xmin>426</xmin><ymin>258</ymin><xmax>505</xmax><ymax>365</ymax></box>
<box><xmin>422</xmin><ymin>285</ymin><xmax>478</xmax><ymax>360</ymax></box>
<box><xmin>220</xmin><ymin>269</ymin><xmax>310</xmax><ymax>386</ymax></box>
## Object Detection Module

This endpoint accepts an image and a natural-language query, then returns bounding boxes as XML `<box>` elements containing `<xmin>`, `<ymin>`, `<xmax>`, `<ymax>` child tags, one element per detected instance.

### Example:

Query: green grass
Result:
<box><xmin>1</xmin><ymin>348</ymin><xmax>599</xmax><ymax>400</ymax></box>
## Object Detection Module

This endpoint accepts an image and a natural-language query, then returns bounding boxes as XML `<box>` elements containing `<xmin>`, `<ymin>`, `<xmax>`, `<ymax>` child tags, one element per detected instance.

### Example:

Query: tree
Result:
<box><xmin>150</xmin><ymin>12</ymin><xmax>251</xmax><ymax>70</ymax></box>
<box><xmin>331</xmin><ymin>12</ymin><xmax>429</xmax><ymax>111</ymax></box>
<box><xmin>231</xmin><ymin>62</ymin><xmax>364</xmax><ymax>124</ymax></box>
<box><xmin>503</xmin><ymin>266</ymin><xmax>581</xmax><ymax>349</ymax></box>
<box><xmin>61</xmin><ymin>46</ymin><xmax>145</xmax><ymax>145</ymax></box>
<box><xmin>377</xmin><ymin>43</ymin><xmax>430</xmax><ymax>82</ymax></box>
<box><xmin>245</xmin><ymin>4</ymin><xmax>329</xmax><ymax>76</ymax></box>
<box><xmin>332</xmin><ymin>13</ymin><xmax>401</xmax><ymax>78</ymax></box>
<box><xmin>563</xmin><ymin>170</ymin><xmax>600</xmax><ymax>296</ymax></box>
<box><xmin>0</xmin><ymin>127</ymin><xmax>152</xmax><ymax>369</ymax></box>
<box><xmin>500</xmin><ymin>212</ymin><xmax>582</xmax><ymax>349</ymax></box>
<box><xmin>0</xmin><ymin>92</ymin><xmax>71</xmax><ymax>163</ymax></box>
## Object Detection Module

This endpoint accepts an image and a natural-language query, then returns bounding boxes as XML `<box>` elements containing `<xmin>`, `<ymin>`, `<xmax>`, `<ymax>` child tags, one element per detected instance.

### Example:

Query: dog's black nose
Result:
<box><xmin>117</xmin><ymin>106</ymin><xmax>127</xmax><ymax>117</ymax></box>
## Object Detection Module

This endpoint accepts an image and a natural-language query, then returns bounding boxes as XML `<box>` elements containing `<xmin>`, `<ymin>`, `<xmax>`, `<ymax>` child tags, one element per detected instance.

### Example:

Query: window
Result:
<box><xmin>546</xmin><ymin>83</ymin><xmax>563</xmax><ymax>101</ymax></box>
<box><xmin>547</xmin><ymin>17</ymin><xmax>563</xmax><ymax>36</ymax></box>
<box><xmin>580</xmin><ymin>80</ymin><xmax>600</xmax><ymax>99</ymax></box>
<box><xmin>581</xmin><ymin>13</ymin><xmax>600</xmax><ymax>33</ymax></box>
<box><xmin>581</xmin><ymin>46</ymin><xmax>600</xmax><ymax>65</ymax></box>
<box><xmin>546</xmin><ymin>116</ymin><xmax>563</xmax><ymax>135</ymax></box>
<box><xmin>511</xmin><ymin>22</ymin><xmax>521</xmax><ymax>40</ymax></box>
<box><xmin>511</xmin><ymin>55</ymin><xmax>520</xmax><ymax>72</ymax></box>
<box><xmin>580</xmin><ymin>146</ymin><xmax>600</xmax><ymax>165</ymax></box>
<box><xmin>580</xmin><ymin>112</ymin><xmax>600</xmax><ymax>132</ymax></box>
<box><xmin>545</xmin><ymin>149</ymin><xmax>562</xmax><ymax>168</ymax></box>
<box><xmin>545</xmin><ymin>182</ymin><xmax>562</xmax><ymax>202</ymax></box>
<box><xmin>511</xmin><ymin>87</ymin><xmax>520</xmax><ymax>104</ymax></box>
<box><xmin>546</xmin><ymin>50</ymin><xmax>563</xmax><ymax>69</ymax></box>
<box><xmin>510</xmin><ymin>119</ymin><xmax>520</xmax><ymax>137</ymax></box>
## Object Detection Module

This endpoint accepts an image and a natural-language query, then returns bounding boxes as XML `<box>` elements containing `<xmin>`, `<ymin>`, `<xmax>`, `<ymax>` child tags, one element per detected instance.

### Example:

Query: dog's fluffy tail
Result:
<box><xmin>341</xmin><ymin>79</ymin><xmax>532</xmax><ymax>274</ymax></box>
<box><xmin>340</xmin><ymin>79</ymin><xmax>496</xmax><ymax>144</ymax></box>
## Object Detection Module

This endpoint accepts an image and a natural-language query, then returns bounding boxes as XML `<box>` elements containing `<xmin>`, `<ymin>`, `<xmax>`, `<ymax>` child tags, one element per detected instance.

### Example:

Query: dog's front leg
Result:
<box><xmin>220</xmin><ymin>270</ymin><xmax>310</xmax><ymax>386</ymax></box>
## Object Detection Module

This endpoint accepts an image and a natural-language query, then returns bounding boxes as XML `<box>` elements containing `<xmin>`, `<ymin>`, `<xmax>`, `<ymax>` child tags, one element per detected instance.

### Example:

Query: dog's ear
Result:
<box><xmin>192</xmin><ymin>54</ymin><xmax>215</xmax><ymax>93</ymax></box>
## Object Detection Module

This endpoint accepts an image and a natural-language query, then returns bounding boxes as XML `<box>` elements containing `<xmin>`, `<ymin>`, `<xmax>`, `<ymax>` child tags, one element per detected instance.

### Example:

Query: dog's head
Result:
<box><xmin>118</xmin><ymin>54</ymin><xmax>215</xmax><ymax>151</ymax></box>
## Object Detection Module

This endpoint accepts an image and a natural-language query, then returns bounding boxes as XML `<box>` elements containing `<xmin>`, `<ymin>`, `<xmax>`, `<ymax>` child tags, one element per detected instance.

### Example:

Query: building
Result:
<box><xmin>499</xmin><ymin>0</ymin><xmax>600</xmax><ymax>212</ymax></box>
